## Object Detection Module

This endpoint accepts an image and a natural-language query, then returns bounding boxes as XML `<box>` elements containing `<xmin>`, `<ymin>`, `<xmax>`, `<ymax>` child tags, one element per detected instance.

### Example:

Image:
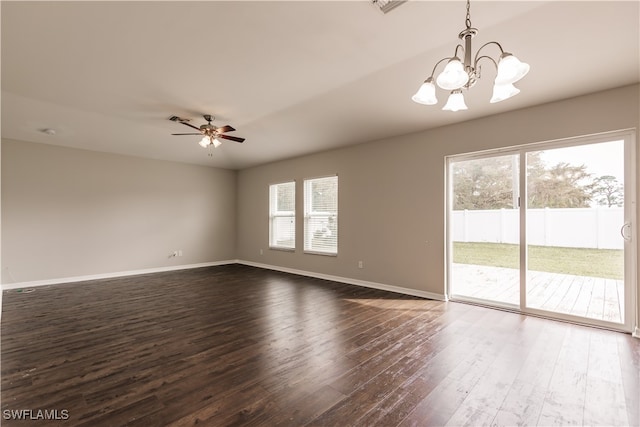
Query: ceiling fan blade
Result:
<box><xmin>172</xmin><ymin>133</ymin><xmax>202</xmax><ymax>135</ymax></box>
<box><xmin>179</xmin><ymin>121</ymin><xmax>202</xmax><ymax>131</ymax></box>
<box><xmin>216</xmin><ymin>125</ymin><xmax>235</xmax><ymax>133</ymax></box>
<box><xmin>219</xmin><ymin>134</ymin><xmax>245</xmax><ymax>143</ymax></box>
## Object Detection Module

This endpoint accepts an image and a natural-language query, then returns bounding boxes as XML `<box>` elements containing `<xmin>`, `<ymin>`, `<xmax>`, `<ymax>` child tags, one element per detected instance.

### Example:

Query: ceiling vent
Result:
<box><xmin>372</xmin><ymin>0</ymin><xmax>407</xmax><ymax>14</ymax></box>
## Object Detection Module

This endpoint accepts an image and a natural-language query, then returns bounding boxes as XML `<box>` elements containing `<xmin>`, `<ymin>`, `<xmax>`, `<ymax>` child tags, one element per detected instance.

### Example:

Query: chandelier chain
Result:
<box><xmin>465</xmin><ymin>0</ymin><xmax>472</xmax><ymax>29</ymax></box>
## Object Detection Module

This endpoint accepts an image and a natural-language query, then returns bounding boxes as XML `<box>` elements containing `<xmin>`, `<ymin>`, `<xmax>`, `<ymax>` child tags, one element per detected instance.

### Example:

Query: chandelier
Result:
<box><xmin>412</xmin><ymin>0</ymin><xmax>529</xmax><ymax>111</ymax></box>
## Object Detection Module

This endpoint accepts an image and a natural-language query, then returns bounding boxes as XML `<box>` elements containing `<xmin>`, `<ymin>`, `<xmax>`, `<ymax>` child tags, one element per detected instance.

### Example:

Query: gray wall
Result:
<box><xmin>2</xmin><ymin>85</ymin><xmax>638</xmax><ymax>313</ymax></box>
<box><xmin>237</xmin><ymin>84</ymin><xmax>640</xmax><ymax>300</ymax></box>
<box><xmin>1</xmin><ymin>140</ymin><xmax>237</xmax><ymax>283</ymax></box>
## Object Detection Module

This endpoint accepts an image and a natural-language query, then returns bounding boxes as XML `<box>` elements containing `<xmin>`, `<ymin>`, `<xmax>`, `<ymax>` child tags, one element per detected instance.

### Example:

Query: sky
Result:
<box><xmin>537</xmin><ymin>139</ymin><xmax>625</xmax><ymax>183</ymax></box>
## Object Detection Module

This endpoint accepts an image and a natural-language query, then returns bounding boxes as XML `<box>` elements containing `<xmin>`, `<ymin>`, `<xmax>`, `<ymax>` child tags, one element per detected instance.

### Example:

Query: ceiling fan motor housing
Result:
<box><xmin>200</xmin><ymin>124</ymin><xmax>217</xmax><ymax>134</ymax></box>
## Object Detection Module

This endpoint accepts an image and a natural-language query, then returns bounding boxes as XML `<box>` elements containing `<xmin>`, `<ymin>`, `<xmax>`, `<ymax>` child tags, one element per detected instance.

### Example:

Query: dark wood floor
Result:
<box><xmin>2</xmin><ymin>264</ymin><xmax>639</xmax><ymax>426</ymax></box>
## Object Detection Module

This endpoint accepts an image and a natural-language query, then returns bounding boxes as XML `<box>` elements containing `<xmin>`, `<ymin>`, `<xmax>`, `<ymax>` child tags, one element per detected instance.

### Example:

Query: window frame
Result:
<box><xmin>303</xmin><ymin>175</ymin><xmax>338</xmax><ymax>256</ymax></box>
<box><xmin>269</xmin><ymin>181</ymin><xmax>296</xmax><ymax>251</ymax></box>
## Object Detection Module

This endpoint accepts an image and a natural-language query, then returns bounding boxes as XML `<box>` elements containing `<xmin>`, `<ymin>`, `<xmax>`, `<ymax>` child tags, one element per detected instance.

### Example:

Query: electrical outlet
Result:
<box><xmin>260</xmin><ymin>249</ymin><xmax>264</xmax><ymax>255</ymax></box>
<box><xmin>178</xmin><ymin>250</ymin><xmax>183</xmax><ymax>257</ymax></box>
<box><xmin>358</xmin><ymin>261</ymin><xmax>363</xmax><ymax>269</ymax></box>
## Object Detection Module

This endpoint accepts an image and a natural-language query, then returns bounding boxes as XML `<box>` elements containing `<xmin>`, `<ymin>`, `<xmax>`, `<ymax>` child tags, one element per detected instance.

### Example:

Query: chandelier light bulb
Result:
<box><xmin>495</xmin><ymin>53</ymin><xmax>530</xmax><ymax>85</ymax></box>
<box><xmin>442</xmin><ymin>90</ymin><xmax>468</xmax><ymax>112</ymax></box>
<box><xmin>436</xmin><ymin>58</ymin><xmax>469</xmax><ymax>90</ymax></box>
<box><xmin>199</xmin><ymin>136</ymin><xmax>210</xmax><ymax>148</ymax></box>
<box><xmin>490</xmin><ymin>82</ymin><xmax>520</xmax><ymax>103</ymax></box>
<box><xmin>412</xmin><ymin>78</ymin><xmax>438</xmax><ymax>105</ymax></box>
<box><xmin>212</xmin><ymin>137</ymin><xmax>222</xmax><ymax>148</ymax></box>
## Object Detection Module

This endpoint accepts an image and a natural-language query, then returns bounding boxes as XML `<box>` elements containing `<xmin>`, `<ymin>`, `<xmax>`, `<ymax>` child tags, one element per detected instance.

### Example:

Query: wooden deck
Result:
<box><xmin>452</xmin><ymin>263</ymin><xmax>625</xmax><ymax>323</ymax></box>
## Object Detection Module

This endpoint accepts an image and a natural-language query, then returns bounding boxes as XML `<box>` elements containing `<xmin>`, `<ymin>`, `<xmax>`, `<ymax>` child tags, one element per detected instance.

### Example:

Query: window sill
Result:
<box><xmin>269</xmin><ymin>247</ymin><xmax>295</xmax><ymax>252</ymax></box>
<box><xmin>303</xmin><ymin>250</ymin><xmax>337</xmax><ymax>257</ymax></box>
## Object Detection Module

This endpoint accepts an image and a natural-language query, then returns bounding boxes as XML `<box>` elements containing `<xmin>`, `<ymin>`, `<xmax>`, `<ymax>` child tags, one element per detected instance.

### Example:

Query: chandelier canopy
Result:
<box><xmin>412</xmin><ymin>0</ymin><xmax>529</xmax><ymax>111</ymax></box>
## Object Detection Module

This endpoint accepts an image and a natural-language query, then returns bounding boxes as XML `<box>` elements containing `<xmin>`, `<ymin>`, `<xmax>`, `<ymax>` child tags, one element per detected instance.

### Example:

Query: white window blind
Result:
<box><xmin>304</xmin><ymin>176</ymin><xmax>338</xmax><ymax>255</ymax></box>
<box><xmin>269</xmin><ymin>181</ymin><xmax>295</xmax><ymax>250</ymax></box>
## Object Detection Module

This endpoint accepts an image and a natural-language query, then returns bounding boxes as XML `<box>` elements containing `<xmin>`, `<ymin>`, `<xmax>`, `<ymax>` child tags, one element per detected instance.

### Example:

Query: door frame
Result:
<box><xmin>445</xmin><ymin>129</ymin><xmax>637</xmax><ymax>333</ymax></box>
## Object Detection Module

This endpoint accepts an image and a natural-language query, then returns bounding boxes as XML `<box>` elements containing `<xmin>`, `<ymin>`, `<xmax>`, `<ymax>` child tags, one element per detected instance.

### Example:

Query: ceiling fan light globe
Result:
<box><xmin>495</xmin><ymin>53</ymin><xmax>530</xmax><ymax>85</ymax></box>
<box><xmin>442</xmin><ymin>90</ymin><xmax>468</xmax><ymax>112</ymax></box>
<box><xmin>412</xmin><ymin>80</ymin><xmax>438</xmax><ymax>105</ymax></box>
<box><xmin>212</xmin><ymin>138</ymin><xmax>222</xmax><ymax>148</ymax></box>
<box><xmin>436</xmin><ymin>58</ymin><xmax>469</xmax><ymax>90</ymax></box>
<box><xmin>490</xmin><ymin>82</ymin><xmax>520</xmax><ymax>103</ymax></box>
<box><xmin>199</xmin><ymin>136</ymin><xmax>210</xmax><ymax>148</ymax></box>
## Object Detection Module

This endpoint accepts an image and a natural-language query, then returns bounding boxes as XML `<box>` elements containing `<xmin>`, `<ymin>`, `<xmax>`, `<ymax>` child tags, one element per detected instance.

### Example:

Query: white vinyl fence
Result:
<box><xmin>452</xmin><ymin>207</ymin><xmax>624</xmax><ymax>250</ymax></box>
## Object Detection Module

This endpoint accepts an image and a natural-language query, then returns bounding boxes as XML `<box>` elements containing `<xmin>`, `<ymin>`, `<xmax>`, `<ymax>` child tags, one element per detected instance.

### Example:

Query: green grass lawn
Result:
<box><xmin>453</xmin><ymin>242</ymin><xmax>624</xmax><ymax>280</ymax></box>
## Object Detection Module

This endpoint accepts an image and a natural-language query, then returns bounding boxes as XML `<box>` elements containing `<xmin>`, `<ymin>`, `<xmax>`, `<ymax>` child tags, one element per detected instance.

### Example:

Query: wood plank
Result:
<box><xmin>603</xmin><ymin>278</ymin><xmax>622</xmax><ymax>323</ymax></box>
<box><xmin>571</xmin><ymin>275</ymin><xmax>595</xmax><ymax>317</ymax></box>
<box><xmin>526</xmin><ymin>269</ymin><xmax>562</xmax><ymax>309</ymax></box>
<box><xmin>617</xmin><ymin>332</ymin><xmax>640</xmax><ymax>427</ymax></box>
<box><xmin>444</xmin><ymin>341</ymin><xmax>525</xmax><ymax>426</ymax></box>
<box><xmin>583</xmin><ymin>330</ymin><xmax>629</xmax><ymax>426</ymax></box>
<box><xmin>538</xmin><ymin>272</ymin><xmax>573</xmax><ymax>312</ymax></box>
<box><xmin>617</xmin><ymin>279</ymin><xmax>626</xmax><ymax>319</ymax></box>
<box><xmin>1</xmin><ymin>264</ymin><xmax>638</xmax><ymax>426</ymax></box>
<box><xmin>493</xmin><ymin>320</ymin><xmax>566</xmax><ymax>425</ymax></box>
<box><xmin>537</xmin><ymin>325</ymin><xmax>590</xmax><ymax>425</ymax></box>
<box><xmin>554</xmin><ymin>273</ymin><xmax>583</xmax><ymax>315</ymax></box>
<box><xmin>455</xmin><ymin>264</ymin><xmax>622</xmax><ymax>322</ymax></box>
<box><xmin>586</xmin><ymin>277</ymin><xmax>607</xmax><ymax>320</ymax></box>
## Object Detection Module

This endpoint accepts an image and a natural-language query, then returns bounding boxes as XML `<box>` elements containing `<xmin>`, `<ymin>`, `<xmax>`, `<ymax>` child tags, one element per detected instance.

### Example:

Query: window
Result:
<box><xmin>304</xmin><ymin>175</ymin><xmax>338</xmax><ymax>255</ymax></box>
<box><xmin>269</xmin><ymin>181</ymin><xmax>295</xmax><ymax>250</ymax></box>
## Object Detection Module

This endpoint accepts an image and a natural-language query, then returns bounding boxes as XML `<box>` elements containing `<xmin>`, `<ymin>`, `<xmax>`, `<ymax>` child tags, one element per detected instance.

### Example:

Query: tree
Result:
<box><xmin>452</xmin><ymin>156</ymin><xmax>517</xmax><ymax>210</ymax></box>
<box><xmin>590</xmin><ymin>175</ymin><xmax>623</xmax><ymax>207</ymax></box>
<box><xmin>452</xmin><ymin>152</ymin><xmax>594</xmax><ymax>210</ymax></box>
<box><xmin>527</xmin><ymin>161</ymin><xmax>592</xmax><ymax>208</ymax></box>
<box><xmin>276</xmin><ymin>182</ymin><xmax>295</xmax><ymax>211</ymax></box>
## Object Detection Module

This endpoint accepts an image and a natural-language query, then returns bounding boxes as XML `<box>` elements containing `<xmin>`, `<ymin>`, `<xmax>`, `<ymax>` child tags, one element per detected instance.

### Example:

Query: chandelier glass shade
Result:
<box><xmin>412</xmin><ymin>0</ymin><xmax>529</xmax><ymax>111</ymax></box>
<box><xmin>490</xmin><ymin>82</ymin><xmax>520</xmax><ymax>104</ymax></box>
<box><xmin>436</xmin><ymin>58</ymin><xmax>469</xmax><ymax>90</ymax></box>
<box><xmin>442</xmin><ymin>90</ymin><xmax>468</xmax><ymax>112</ymax></box>
<box><xmin>411</xmin><ymin>78</ymin><xmax>438</xmax><ymax>105</ymax></box>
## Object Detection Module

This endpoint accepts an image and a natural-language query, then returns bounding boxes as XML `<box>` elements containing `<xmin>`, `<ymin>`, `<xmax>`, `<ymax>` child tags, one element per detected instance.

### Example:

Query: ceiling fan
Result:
<box><xmin>169</xmin><ymin>114</ymin><xmax>245</xmax><ymax>149</ymax></box>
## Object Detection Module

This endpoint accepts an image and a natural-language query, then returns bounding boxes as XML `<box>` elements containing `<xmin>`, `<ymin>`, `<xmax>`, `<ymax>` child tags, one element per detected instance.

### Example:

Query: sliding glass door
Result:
<box><xmin>525</xmin><ymin>139</ymin><xmax>631</xmax><ymax>325</ymax></box>
<box><xmin>449</xmin><ymin>153</ymin><xmax>520</xmax><ymax>307</ymax></box>
<box><xmin>447</xmin><ymin>130</ymin><xmax>636</xmax><ymax>331</ymax></box>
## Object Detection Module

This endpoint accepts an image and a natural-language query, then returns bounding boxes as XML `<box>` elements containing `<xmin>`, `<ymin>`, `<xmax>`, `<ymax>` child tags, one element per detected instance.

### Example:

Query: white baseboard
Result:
<box><xmin>2</xmin><ymin>259</ymin><xmax>446</xmax><ymax>302</ymax></box>
<box><xmin>4</xmin><ymin>259</ymin><xmax>634</xmax><ymax>336</ymax></box>
<box><xmin>1</xmin><ymin>260</ymin><xmax>237</xmax><ymax>290</ymax></box>
<box><xmin>238</xmin><ymin>260</ymin><xmax>447</xmax><ymax>301</ymax></box>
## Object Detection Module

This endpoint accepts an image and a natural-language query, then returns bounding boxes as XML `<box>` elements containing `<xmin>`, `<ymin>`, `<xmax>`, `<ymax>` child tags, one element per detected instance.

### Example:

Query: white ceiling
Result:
<box><xmin>2</xmin><ymin>1</ymin><xmax>639</xmax><ymax>170</ymax></box>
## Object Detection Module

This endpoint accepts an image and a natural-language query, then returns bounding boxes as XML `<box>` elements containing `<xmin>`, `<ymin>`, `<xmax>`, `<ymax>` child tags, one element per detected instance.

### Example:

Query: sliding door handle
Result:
<box><xmin>620</xmin><ymin>222</ymin><xmax>632</xmax><ymax>242</ymax></box>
